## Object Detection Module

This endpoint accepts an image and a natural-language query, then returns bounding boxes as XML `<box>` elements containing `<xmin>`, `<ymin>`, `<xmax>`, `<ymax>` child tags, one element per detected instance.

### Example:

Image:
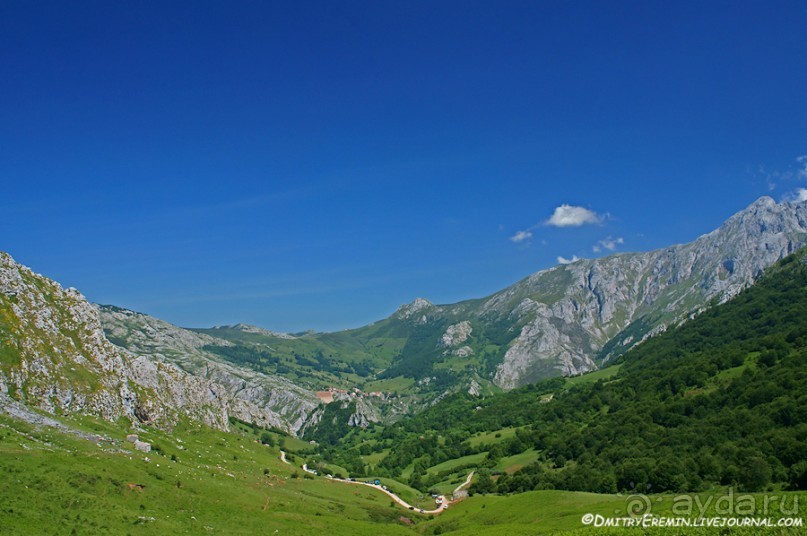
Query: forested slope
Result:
<box><xmin>331</xmin><ymin>249</ymin><xmax>807</xmax><ymax>495</ymax></box>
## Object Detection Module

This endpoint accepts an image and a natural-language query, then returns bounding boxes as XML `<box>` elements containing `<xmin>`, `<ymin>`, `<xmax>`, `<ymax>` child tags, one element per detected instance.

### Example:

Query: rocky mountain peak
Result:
<box><xmin>395</xmin><ymin>297</ymin><xmax>434</xmax><ymax>320</ymax></box>
<box><xmin>226</xmin><ymin>323</ymin><xmax>296</xmax><ymax>339</ymax></box>
<box><xmin>490</xmin><ymin>196</ymin><xmax>807</xmax><ymax>389</ymax></box>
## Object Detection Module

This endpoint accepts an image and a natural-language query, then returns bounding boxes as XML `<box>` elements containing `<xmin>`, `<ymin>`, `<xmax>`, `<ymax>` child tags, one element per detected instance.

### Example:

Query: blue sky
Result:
<box><xmin>2</xmin><ymin>1</ymin><xmax>807</xmax><ymax>332</ymax></box>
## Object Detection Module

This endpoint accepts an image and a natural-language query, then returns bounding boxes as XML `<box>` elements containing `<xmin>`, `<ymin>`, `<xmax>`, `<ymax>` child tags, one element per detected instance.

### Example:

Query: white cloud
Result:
<box><xmin>557</xmin><ymin>255</ymin><xmax>581</xmax><ymax>265</ymax></box>
<box><xmin>509</xmin><ymin>230</ymin><xmax>533</xmax><ymax>243</ymax></box>
<box><xmin>546</xmin><ymin>204</ymin><xmax>602</xmax><ymax>227</ymax></box>
<box><xmin>509</xmin><ymin>203</ymin><xmax>608</xmax><ymax>247</ymax></box>
<box><xmin>798</xmin><ymin>155</ymin><xmax>807</xmax><ymax>179</ymax></box>
<box><xmin>593</xmin><ymin>236</ymin><xmax>624</xmax><ymax>253</ymax></box>
<box><xmin>782</xmin><ymin>187</ymin><xmax>807</xmax><ymax>203</ymax></box>
<box><xmin>758</xmin><ymin>154</ymin><xmax>807</xmax><ymax>190</ymax></box>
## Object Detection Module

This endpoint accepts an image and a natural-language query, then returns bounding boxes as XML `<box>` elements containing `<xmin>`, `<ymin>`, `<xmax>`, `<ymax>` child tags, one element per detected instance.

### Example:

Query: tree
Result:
<box><xmin>738</xmin><ymin>457</ymin><xmax>772</xmax><ymax>491</ymax></box>
<box><xmin>470</xmin><ymin>469</ymin><xmax>495</xmax><ymax>495</ymax></box>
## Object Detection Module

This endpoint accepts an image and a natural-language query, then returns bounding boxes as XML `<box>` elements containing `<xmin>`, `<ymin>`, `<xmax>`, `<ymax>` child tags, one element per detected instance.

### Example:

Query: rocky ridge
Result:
<box><xmin>100</xmin><ymin>307</ymin><xmax>319</xmax><ymax>433</ymax></box>
<box><xmin>221</xmin><ymin>323</ymin><xmax>297</xmax><ymax>339</ymax></box>
<box><xmin>395</xmin><ymin>297</ymin><xmax>437</xmax><ymax>323</ymax></box>
<box><xmin>374</xmin><ymin>198</ymin><xmax>807</xmax><ymax>390</ymax></box>
<box><xmin>0</xmin><ymin>252</ymin><xmax>317</xmax><ymax>433</ymax></box>
<box><xmin>3</xmin><ymin>196</ymin><xmax>805</xmax><ymax>432</ymax></box>
<box><xmin>486</xmin><ymin>197</ymin><xmax>807</xmax><ymax>387</ymax></box>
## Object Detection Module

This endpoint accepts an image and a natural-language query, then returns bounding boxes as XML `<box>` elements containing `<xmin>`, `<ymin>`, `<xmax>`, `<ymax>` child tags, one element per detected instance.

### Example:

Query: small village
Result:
<box><xmin>314</xmin><ymin>386</ymin><xmax>388</xmax><ymax>405</ymax></box>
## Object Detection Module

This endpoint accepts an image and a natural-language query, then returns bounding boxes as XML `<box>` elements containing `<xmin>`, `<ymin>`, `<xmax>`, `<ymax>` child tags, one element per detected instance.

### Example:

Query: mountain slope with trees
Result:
<box><xmin>157</xmin><ymin>198</ymin><xmax>807</xmax><ymax>398</ymax></box>
<box><xmin>329</xmin><ymin>248</ymin><xmax>807</xmax><ymax>495</ymax></box>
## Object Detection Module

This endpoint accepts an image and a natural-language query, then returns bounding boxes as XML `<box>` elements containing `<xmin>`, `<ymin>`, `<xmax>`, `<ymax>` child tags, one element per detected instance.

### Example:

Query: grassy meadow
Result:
<box><xmin>1</xmin><ymin>409</ymin><xmax>804</xmax><ymax>535</ymax></box>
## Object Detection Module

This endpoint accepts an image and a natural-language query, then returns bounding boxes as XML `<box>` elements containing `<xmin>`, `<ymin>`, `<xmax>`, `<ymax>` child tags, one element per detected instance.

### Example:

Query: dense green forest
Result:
<box><xmin>318</xmin><ymin>250</ymin><xmax>807</xmax><ymax>496</ymax></box>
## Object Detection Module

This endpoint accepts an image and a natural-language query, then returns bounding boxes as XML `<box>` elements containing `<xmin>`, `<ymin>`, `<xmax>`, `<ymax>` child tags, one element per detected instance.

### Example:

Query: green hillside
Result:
<box><xmin>321</xmin><ymin>249</ymin><xmax>807</xmax><ymax>496</ymax></box>
<box><xmin>4</xmin><ymin>250</ymin><xmax>807</xmax><ymax>533</ymax></box>
<box><xmin>1</xmin><ymin>406</ymin><xmax>803</xmax><ymax>535</ymax></box>
<box><xmin>190</xmin><ymin>311</ymin><xmax>508</xmax><ymax>412</ymax></box>
<box><xmin>0</xmin><ymin>409</ymin><xmax>421</xmax><ymax>535</ymax></box>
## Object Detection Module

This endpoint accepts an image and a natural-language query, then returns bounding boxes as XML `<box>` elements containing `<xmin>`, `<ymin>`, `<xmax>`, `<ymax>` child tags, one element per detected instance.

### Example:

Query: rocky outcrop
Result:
<box><xmin>438</xmin><ymin>321</ymin><xmax>475</xmax><ymax>358</ymax></box>
<box><xmin>0</xmin><ymin>252</ymin><xmax>317</xmax><ymax>433</ymax></box>
<box><xmin>395</xmin><ymin>298</ymin><xmax>437</xmax><ymax>324</ymax></box>
<box><xmin>99</xmin><ymin>307</ymin><xmax>320</xmax><ymax>434</ymax></box>
<box><xmin>222</xmin><ymin>323</ymin><xmax>296</xmax><ymax>340</ymax></box>
<box><xmin>370</xmin><ymin>198</ymin><xmax>807</xmax><ymax>391</ymax></box>
<box><xmin>490</xmin><ymin>197</ymin><xmax>807</xmax><ymax>388</ymax></box>
<box><xmin>439</xmin><ymin>321</ymin><xmax>472</xmax><ymax>348</ymax></box>
<box><xmin>1</xmin><ymin>252</ymin><xmax>140</xmax><ymax>422</ymax></box>
<box><xmin>347</xmin><ymin>397</ymin><xmax>382</xmax><ymax>428</ymax></box>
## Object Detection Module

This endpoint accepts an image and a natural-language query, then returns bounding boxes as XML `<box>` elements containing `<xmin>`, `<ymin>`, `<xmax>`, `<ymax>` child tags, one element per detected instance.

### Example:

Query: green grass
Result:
<box><xmin>361</xmin><ymin>448</ymin><xmax>389</xmax><ymax>468</ymax></box>
<box><xmin>423</xmin><ymin>490</ymin><xmax>631</xmax><ymax>535</ymax></box>
<box><xmin>564</xmin><ymin>363</ymin><xmax>622</xmax><ymax>387</ymax></box>
<box><xmin>421</xmin><ymin>489</ymin><xmax>807</xmax><ymax>536</ymax></box>
<box><xmin>279</xmin><ymin>434</ymin><xmax>313</xmax><ymax>453</ymax></box>
<box><xmin>468</xmin><ymin>427</ymin><xmax>522</xmax><ymax>448</ymax></box>
<box><xmin>494</xmin><ymin>449</ymin><xmax>540</xmax><ymax>473</ymax></box>
<box><xmin>374</xmin><ymin>478</ymin><xmax>435</xmax><ymax>510</ymax></box>
<box><xmin>321</xmin><ymin>462</ymin><xmax>350</xmax><ymax>478</ymax></box>
<box><xmin>426</xmin><ymin>452</ymin><xmax>487</xmax><ymax>476</ymax></box>
<box><xmin>0</xmin><ymin>413</ymin><xmax>418</xmax><ymax>535</ymax></box>
<box><xmin>363</xmin><ymin>376</ymin><xmax>415</xmax><ymax>393</ymax></box>
<box><xmin>2</xmin><ymin>410</ymin><xmax>804</xmax><ymax>535</ymax></box>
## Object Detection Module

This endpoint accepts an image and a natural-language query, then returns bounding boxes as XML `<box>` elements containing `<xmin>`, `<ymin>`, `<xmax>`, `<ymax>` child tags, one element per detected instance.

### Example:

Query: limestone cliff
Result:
<box><xmin>99</xmin><ymin>306</ymin><xmax>320</xmax><ymax>434</ymax></box>
<box><xmin>489</xmin><ymin>197</ymin><xmax>807</xmax><ymax>387</ymax></box>
<box><xmin>0</xmin><ymin>252</ymin><xmax>317</xmax><ymax>433</ymax></box>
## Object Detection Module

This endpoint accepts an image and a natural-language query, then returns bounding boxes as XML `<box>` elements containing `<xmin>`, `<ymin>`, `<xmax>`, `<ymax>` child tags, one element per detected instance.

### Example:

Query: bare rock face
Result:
<box><xmin>1</xmin><ymin>252</ymin><xmax>139</xmax><ymax>421</ymax></box>
<box><xmin>359</xmin><ymin>198</ymin><xmax>807</xmax><ymax>392</ymax></box>
<box><xmin>0</xmin><ymin>252</ymin><xmax>317</xmax><ymax>433</ymax></box>
<box><xmin>439</xmin><ymin>321</ymin><xmax>472</xmax><ymax>348</ymax></box>
<box><xmin>99</xmin><ymin>307</ymin><xmax>321</xmax><ymax>434</ymax></box>
<box><xmin>347</xmin><ymin>397</ymin><xmax>382</xmax><ymax>428</ymax></box>
<box><xmin>395</xmin><ymin>298</ymin><xmax>437</xmax><ymax>323</ymax></box>
<box><xmin>491</xmin><ymin>198</ymin><xmax>807</xmax><ymax>388</ymax></box>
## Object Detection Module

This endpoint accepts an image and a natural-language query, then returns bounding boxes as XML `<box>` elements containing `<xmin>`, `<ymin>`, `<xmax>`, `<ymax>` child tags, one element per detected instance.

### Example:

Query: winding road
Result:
<box><xmin>338</xmin><ymin>479</ymin><xmax>447</xmax><ymax>514</ymax></box>
<box><xmin>299</xmin><ymin>460</ymin><xmax>471</xmax><ymax>515</ymax></box>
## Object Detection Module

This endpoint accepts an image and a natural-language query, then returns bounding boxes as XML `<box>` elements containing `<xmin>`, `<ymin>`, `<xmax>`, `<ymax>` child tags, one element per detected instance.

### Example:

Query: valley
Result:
<box><xmin>100</xmin><ymin>198</ymin><xmax>807</xmax><ymax>432</ymax></box>
<box><xmin>2</xmin><ymin>198</ymin><xmax>807</xmax><ymax>534</ymax></box>
<box><xmin>6</xmin><ymin>0</ymin><xmax>807</xmax><ymax>532</ymax></box>
<box><xmin>1</xmin><ymin>398</ymin><xmax>803</xmax><ymax>535</ymax></box>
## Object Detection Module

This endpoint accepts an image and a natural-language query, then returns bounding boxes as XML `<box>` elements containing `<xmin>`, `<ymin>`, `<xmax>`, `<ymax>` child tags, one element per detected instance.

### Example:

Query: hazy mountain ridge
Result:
<box><xmin>220</xmin><ymin>323</ymin><xmax>298</xmax><ymax>339</ymax></box>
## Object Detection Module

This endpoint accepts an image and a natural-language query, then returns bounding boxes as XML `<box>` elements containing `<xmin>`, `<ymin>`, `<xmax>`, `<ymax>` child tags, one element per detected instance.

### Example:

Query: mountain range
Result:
<box><xmin>2</xmin><ymin>196</ymin><xmax>806</xmax><ymax>435</ymax></box>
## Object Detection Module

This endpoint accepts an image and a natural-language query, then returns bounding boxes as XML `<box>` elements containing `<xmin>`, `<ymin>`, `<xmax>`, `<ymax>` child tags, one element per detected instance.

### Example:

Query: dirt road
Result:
<box><xmin>297</xmin><ymin>462</ymin><xmax>477</xmax><ymax>515</ymax></box>
<box><xmin>453</xmin><ymin>471</ymin><xmax>474</xmax><ymax>494</ymax></box>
